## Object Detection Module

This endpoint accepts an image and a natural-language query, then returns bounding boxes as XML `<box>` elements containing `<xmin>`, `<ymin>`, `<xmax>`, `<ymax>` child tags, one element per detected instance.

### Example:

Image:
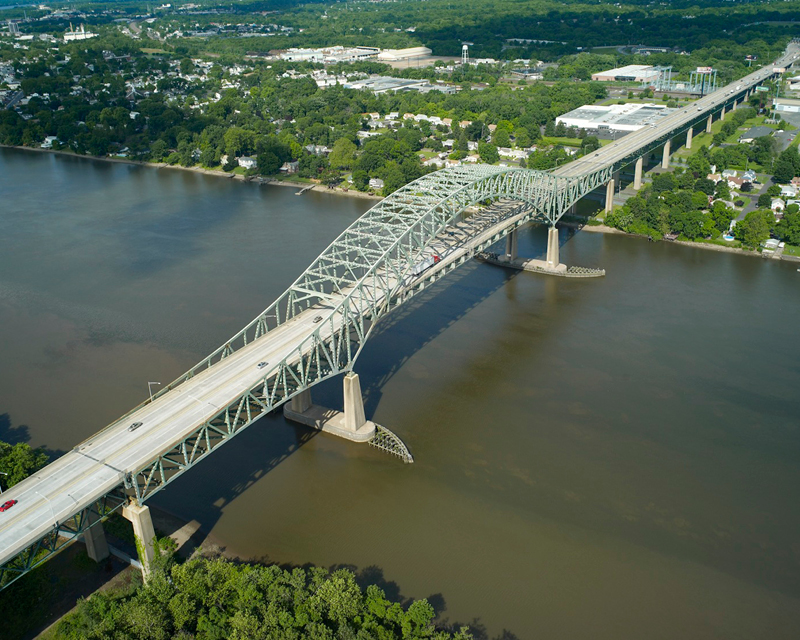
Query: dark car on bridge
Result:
<box><xmin>0</xmin><ymin>499</ymin><xmax>18</xmax><ymax>512</ymax></box>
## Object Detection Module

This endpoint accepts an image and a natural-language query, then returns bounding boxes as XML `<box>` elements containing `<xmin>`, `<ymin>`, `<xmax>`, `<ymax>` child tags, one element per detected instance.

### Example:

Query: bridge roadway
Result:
<box><xmin>2</xmin><ymin>44</ymin><xmax>798</xmax><ymax>581</ymax></box>
<box><xmin>554</xmin><ymin>45</ymin><xmax>800</xmax><ymax>180</ymax></box>
<box><xmin>0</xmin><ymin>200</ymin><xmax>526</xmax><ymax>571</ymax></box>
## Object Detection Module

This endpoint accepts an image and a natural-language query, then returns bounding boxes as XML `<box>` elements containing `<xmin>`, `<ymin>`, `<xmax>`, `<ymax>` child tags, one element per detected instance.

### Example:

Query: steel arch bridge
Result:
<box><xmin>0</xmin><ymin>164</ymin><xmax>611</xmax><ymax>590</ymax></box>
<box><xmin>147</xmin><ymin>164</ymin><xmax>611</xmax><ymax>414</ymax></box>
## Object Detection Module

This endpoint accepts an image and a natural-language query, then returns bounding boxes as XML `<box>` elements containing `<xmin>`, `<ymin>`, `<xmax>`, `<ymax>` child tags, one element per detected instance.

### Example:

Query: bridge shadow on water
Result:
<box><xmin>147</xmin><ymin>237</ymin><xmax>539</xmax><ymax>639</ymax></box>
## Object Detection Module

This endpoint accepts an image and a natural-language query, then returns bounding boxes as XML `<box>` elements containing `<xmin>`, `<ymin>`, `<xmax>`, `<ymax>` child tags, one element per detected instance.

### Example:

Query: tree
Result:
<box><xmin>776</xmin><ymin>207</ymin><xmax>800</xmax><ymax>245</ymax></box>
<box><xmin>257</xmin><ymin>152</ymin><xmax>281</xmax><ymax>175</ymax></box>
<box><xmin>773</xmin><ymin>149</ymin><xmax>798</xmax><ymax>183</ymax></box>
<box><xmin>0</xmin><ymin>441</ymin><xmax>49</xmax><ymax>490</ymax></box>
<box><xmin>734</xmin><ymin>209</ymin><xmax>773</xmax><ymax>248</ymax></box>
<box><xmin>652</xmin><ymin>172</ymin><xmax>674</xmax><ymax>193</ymax></box>
<box><xmin>492</xmin><ymin>128</ymin><xmax>511</xmax><ymax>148</ymax></box>
<box><xmin>328</xmin><ymin>138</ymin><xmax>357</xmax><ymax>170</ymax></box>
<box><xmin>478</xmin><ymin>142</ymin><xmax>499</xmax><ymax>164</ymax></box>
<box><xmin>758</xmin><ymin>193</ymin><xmax>772</xmax><ymax>208</ymax></box>
<box><xmin>694</xmin><ymin>178</ymin><xmax>716</xmax><ymax>195</ymax></box>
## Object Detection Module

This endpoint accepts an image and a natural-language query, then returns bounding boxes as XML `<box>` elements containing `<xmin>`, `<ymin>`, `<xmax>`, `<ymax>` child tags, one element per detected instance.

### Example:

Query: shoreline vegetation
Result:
<box><xmin>0</xmin><ymin>144</ymin><xmax>383</xmax><ymax>201</ymax></box>
<box><xmin>6</xmin><ymin>143</ymin><xmax>798</xmax><ymax>263</ymax></box>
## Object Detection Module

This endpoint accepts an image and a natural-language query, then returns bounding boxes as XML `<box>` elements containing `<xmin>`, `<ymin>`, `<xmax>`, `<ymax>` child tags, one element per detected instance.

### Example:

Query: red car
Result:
<box><xmin>0</xmin><ymin>500</ymin><xmax>18</xmax><ymax>512</ymax></box>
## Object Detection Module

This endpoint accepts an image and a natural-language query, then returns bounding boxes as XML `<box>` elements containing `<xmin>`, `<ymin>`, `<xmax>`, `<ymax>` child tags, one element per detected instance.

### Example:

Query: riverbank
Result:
<box><xmin>0</xmin><ymin>144</ymin><xmax>383</xmax><ymax>202</ymax></box>
<box><xmin>580</xmin><ymin>221</ymin><xmax>800</xmax><ymax>263</ymax></box>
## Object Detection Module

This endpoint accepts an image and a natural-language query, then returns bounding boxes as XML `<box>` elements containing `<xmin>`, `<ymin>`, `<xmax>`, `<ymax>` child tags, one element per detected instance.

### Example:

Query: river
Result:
<box><xmin>1</xmin><ymin>147</ymin><xmax>799</xmax><ymax>639</ymax></box>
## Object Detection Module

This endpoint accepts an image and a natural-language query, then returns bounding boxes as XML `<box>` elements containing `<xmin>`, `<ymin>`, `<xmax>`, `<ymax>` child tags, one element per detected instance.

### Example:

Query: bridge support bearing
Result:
<box><xmin>706</xmin><ymin>114</ymin><xmax>713</xmax><ymax>134</ymax></box>
<box><xmin>504</xmin><ymin>229</ymin><xmax>519</xmax><ymax>261</ymax></box>
<box><xmin>283</xmin><ymin>373</ymin><xmax>376</xmax><ymax>442</ymax></box>
<box><xmin>82</xmin><ymin>509</ymin><xmax>109</xmax><ymax>563</ymax></box>
<box><xmin>662</xmin><ymin>140</ymin><xmax>671</xmax><ymax>170</ymax></box>
<box><xmin>605</xmin><ymin>178</ymin><xmax>615</xmax><ymax>213</ymax></box>
<box><xmin>686</xmin><ymin>127</ymin><xmax>693</xmax><ymax>150</ymax></box>
<box><xmin>633</xmin><ymin>157</ymin><xmax>643</xmax><ymax>190</ymax></box>
<box><xmin>123</xmin><ymin>503</ymin><xmax>156</xmax><ymax>582</ymax></box>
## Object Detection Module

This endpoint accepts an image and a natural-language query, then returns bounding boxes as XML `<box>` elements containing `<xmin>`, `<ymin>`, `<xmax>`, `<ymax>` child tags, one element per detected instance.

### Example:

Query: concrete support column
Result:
<box><xmin>720</xmin><ymin>105</ymin><xmax>726</xmax><ymax>120</ymax></box>
<box><xmin>290</xmin><ymin>388</ymin><xmax>311</xmax><ymax>413</ymax></box>
<box><xmin>686</xmin><ymin>127</ymin><xmax>693</xmax><ymax>150</ymax></box>
<box><xmin>343</xmin><ymin>372</ymin><xmax>366</xmax><ymax>433</ymax></box>
<box><xmin>633</xmin><ymin>156</ymin><xmax>643</xmax><ymax>190</ymax></box>
<box><xmin>504</xmin><ymin>229</ymin><xmax>518</xmax><ymax>261</ymax></box>
<box><xmin>546</xmin><ymin>226</ymin><xmax>559</xmax><ymax>267</ymax></box>
<box><xmin>706</xmin><ymin>114</ymin><xmax>713</xmax><ymax>134</ymax></box>
<box><xmin>123</xmin><ymin>503</ymin><xmax>156</xmax><ymax>582</ymax></box>
<box><xmin>82</xmin><ymin>509</ymin><xmax>109</xmax><ymax>562</ymax></box>
<box><xmin>661</xmin><ymin>139</ymin><xmax>671</xmax><ymax>169</ymax></box>
<box><xmin>604</xmin><ymin>178</ymin><xmax>615</xmax><ymax>213</ymax></box>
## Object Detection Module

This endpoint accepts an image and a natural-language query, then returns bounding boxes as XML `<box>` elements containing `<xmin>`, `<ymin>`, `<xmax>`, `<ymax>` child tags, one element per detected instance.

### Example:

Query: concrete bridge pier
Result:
<box><xmin>82</xmin><ymin>509</ymin><xmax>109</xmax><ymax>563</ymax></box>
<box><xmin>546</xmin><ymin>225</ymin><xmax>559</xmax><ymax>268</ymax></box>
<box><xmin>505</xmin><ymin>229</ymin><xmax>518</xmax><ymax>261</ymax></box>
<box><xmin>283</xmin><ymin>374</ymin><xmax>376</xmax><ymax>442</ymax></box>
<box><xmin>604</xmin><ymin>177</ymin><xmax>615</xmax><ymax>213</ymax></box>
<box><xmin>706</xmin><ymin>114</ymin><xmax>713</xmax><ymax>134</ymax></box>
<box><xmin>633</xmin><ymin>156</ymin><xmax>643</xmax><ymax>190</ymax></box>
<box><xmin>123</xmin><ymin>503</ymin><xmax>156</xmax><ymax>582</ymax></box>
<box><xmin>662</xmin><ymin>140</ymin><xmax>671</xmax><ymax>169</ymax></box>
<box><xmin>686</xmin><ymin>127</ymin><xmax>693</xmax><ymax>150</ymax></box>
<box><xmin>721</xmin><ymin>105</ymin><xmax>726</xmax><ymax>120</ymax></box>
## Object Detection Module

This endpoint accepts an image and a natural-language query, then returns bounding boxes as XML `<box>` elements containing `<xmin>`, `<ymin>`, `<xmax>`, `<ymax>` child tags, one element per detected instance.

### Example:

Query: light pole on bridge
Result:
<box><xmin>148</xmin><ymin>381</ymin><xmax>162</xmax><ymax>402</ymax></box>
<box><xmin>35</xmin><ymin>490</ymin><xmax>58</xmax><ymax>528</ymax></box>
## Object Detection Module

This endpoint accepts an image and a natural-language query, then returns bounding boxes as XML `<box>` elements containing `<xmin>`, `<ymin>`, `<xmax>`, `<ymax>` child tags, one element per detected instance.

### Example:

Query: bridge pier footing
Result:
<box><xmin>283</xmin><ymin>373</ymin><xmax>375</xmax><ymax>442</ymax></box>
<box><xmin>82</xmin><ymin>509</ymin><xmax>109</xmax><ymax>563</ymax></box>
<box><xmin>123</xmin><ymin>503</ymin><xmax>156</xmax><ymax>582</ymax></box>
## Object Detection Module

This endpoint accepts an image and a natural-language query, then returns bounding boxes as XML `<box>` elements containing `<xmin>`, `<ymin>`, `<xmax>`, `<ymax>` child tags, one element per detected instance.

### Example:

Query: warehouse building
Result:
<box><xmin>556</xmin><ymin>103</ymin><xmax>676</xmax><ymax>134</ymax></box>
<box><xmin>591</xmin><ymin>64</ymin><xmax>661</xmax><ymax>82</ymax></box>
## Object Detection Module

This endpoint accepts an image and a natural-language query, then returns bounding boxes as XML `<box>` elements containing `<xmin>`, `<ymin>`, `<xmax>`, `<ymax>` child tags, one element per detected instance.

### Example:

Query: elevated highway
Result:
<box><xmin>1</xmin><ymin>45</ymin><xmax>797</xmax><ymax>589</ymax></box>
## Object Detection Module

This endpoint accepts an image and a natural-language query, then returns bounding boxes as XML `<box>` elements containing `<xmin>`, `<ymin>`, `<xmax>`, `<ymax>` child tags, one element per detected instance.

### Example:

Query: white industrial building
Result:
<box><xmin>591</xmin><ymin>64</ymin><xmax>660</xmax><ymax>82</ymax></box>
<box><xmin>556</xmin><ymin>103</ymin><xmax>677</xmax><ymax>134</ymax></box>
<box><xmin>63</xmin><ymin>24</ymin><xmax>97</xmax><ymax>42</ymax></box>
<box><xmin>377</xmin><ymin>47</ymin><xmax>432</xmax><ymax>62</ymax></box>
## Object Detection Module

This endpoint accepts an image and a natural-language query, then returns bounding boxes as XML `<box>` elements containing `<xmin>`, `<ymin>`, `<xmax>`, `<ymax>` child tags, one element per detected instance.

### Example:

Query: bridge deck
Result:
<box><xmin>0</xmin><ymin>200</ymin><xmax>528</xmax><ymax>569</ymax></box>
<box><xmin>2</xmin><ymin>44</ymin><xmax>798</xmax><ymax>582</ymax></box>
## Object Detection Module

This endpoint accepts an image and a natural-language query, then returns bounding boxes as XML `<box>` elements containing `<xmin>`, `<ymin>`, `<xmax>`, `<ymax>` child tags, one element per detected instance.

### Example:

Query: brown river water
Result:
<box><xmin>1</xmin><ymin>147</ymin><xmax>799</xmax><ymax>639</ymax></box>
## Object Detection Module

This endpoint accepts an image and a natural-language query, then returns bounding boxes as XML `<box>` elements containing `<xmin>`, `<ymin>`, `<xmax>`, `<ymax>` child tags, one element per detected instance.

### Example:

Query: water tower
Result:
<box><xmin>462</xmin><ymin>42</ymin><xmax>471</xmax><ymax>66</ymax></box>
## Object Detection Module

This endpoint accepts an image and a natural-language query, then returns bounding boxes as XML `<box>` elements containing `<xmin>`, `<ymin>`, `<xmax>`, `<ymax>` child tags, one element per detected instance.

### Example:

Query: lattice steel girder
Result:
<box><xmin>0</xmin><ymin>492</ymin><xmax>127</xmax><ymax>590</ymax></box>
<box><xmin>1</xmin><ymin>165</ymin><xmax>612</xmax><ymax>591</ymax></box>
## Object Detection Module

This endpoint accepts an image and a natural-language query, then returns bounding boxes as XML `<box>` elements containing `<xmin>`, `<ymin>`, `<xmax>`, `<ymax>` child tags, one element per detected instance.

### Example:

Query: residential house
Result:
<box><xmin>771</xmin><ymin>197</ymin><xmax>786</xmax><ymax>213</ymax></box>
<box><xmin>369</xmin><ymin>178</ymin><xmax>384</xmax><ymax>190</ymax></box>
<box><xmin>742</xmin><ymin>169</ymin><xmax>757</xmax><ymax>183</ymax></box>
<box><xmin>238</xmin><ymin>156</ymin><xmax>257</xmax><ymax>170</ymax></box>
<box><xmin>780</xmin><ymin>184</ymin><xmax>797</xmax><ymax>198</ymax></box>
<box><xmin>280</xmin><ymin>161</ymin><xmax>300</xmax><ymax>173</ymax></box>
<box><xmin>727</xmin><ymin>176</ymin><xmax>746</xmax><ymax>190</ymax></box>
<box><xmin>707</xmin><ymin>173</ymin><xmax>722</xmax><ymax>184</ymax></box>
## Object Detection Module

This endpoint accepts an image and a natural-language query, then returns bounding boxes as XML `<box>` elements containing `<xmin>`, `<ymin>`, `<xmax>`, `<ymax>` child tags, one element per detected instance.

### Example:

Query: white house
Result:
<box><xmin>780</xmin><ymin>185</ymin><xmax>797</xmax><ymax>198</ymax></box>
<box><xmin>771</xmin><ymin>197</ymin><xmax>786</xmax><ymax>212</ymax></box>
<box><xmin>238</xmin><ymin>156</ymin><xmax>257</xmax><ymax>169</ymax></box>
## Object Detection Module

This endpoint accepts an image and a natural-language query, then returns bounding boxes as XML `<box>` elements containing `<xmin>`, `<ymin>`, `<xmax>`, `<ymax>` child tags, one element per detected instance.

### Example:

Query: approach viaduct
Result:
<box><xmin>0</xmin><ymin>44</ymin><xmax>797</xmax><ymax>590</ymax></box>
